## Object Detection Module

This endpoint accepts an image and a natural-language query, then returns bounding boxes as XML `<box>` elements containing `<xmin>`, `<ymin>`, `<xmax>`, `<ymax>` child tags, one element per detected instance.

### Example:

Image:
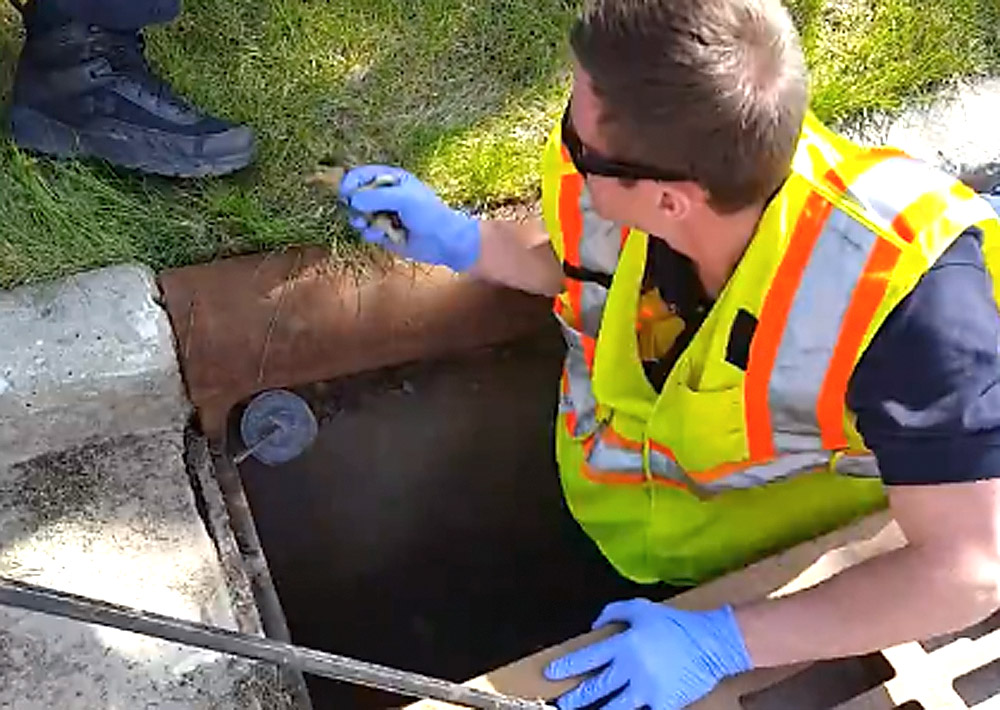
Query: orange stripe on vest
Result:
<box><xmin>559</xmin><ymin>172</ymin><xmax>586</xmax><ymax>328</ymax></box>
<box><xmin>746</xmin><ymin>191</ymin><xmax>834</xmax><ymax>461</ymax></box>
<box><xmin>816</xmin><ymin>182</ymin><xmax>968</xmax><ymax>449</ymax></box>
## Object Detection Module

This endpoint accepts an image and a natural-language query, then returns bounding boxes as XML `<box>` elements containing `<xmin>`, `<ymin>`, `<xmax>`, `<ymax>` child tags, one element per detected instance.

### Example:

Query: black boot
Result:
<box><xmin>8</xmin><ymin>3</ymin><xmax>255</xmax><ymax>177</ymax></box>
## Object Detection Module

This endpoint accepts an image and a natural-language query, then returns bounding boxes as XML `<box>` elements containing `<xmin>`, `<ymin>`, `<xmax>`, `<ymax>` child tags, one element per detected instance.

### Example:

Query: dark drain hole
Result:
<box><xmin>893</xmin><ymin>703</ymin><xmax>925</xmax><ymax>710</ymax></box>
<box><xmin>954</xmin><ymin>658</ymin><xmax>1000</xmax><ymax>706</ymax></box>
<box><xmin>739</xmin><ymin>654</ymin><xmax>895</xmax><ymax>710</ymax></box>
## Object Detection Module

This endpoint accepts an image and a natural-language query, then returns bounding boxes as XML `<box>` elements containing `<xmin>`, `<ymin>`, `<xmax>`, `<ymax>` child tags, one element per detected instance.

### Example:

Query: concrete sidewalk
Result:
<box><xmin>0</xmin><ymin>265</ymin><xmax>294</xmax><ymax>709</ymax></box>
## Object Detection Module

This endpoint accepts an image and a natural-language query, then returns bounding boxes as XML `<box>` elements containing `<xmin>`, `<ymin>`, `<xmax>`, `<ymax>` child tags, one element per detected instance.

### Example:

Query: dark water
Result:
<box><xmin>232</xmin><ymin>326</ymin><xmax>674</xmax><ymax>709</ymax></box>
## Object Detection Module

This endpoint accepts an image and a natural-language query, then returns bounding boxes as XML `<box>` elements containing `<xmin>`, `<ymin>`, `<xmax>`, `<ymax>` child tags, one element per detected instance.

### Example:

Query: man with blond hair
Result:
<box><xmin>340</xmin><ymin>1</ymin><xmax>1000</xmax><ymax>707</ymax></box>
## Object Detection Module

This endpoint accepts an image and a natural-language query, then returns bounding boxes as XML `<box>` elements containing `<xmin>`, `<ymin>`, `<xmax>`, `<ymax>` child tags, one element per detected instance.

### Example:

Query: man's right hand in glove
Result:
<box><xmin>340</xmin><ymin>165</ymin><xmax>482</xmax><ymax>273</ymax></box>
<box><xmin>340</xmin><ymin>165</ymin><xmax>564</xmax><ymax>296</ymax></box>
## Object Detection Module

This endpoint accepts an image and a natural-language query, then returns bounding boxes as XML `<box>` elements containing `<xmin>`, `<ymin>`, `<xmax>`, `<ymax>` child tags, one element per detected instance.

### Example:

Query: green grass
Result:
<box><xmin>0</xmin><ymin>0</ymin><xmax>998</xmax><ymax>287</ymax></box>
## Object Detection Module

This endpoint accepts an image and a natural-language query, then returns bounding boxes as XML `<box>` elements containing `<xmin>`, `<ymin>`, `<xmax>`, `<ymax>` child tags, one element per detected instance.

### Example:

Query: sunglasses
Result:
<box><xmin>561</xmin><ymin>106</ymin><xmax>690</xmax><ymax>183</ymax></box>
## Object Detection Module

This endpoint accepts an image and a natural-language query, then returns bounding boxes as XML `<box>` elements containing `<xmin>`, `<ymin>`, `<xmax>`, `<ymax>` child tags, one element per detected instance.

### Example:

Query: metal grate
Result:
<box><xmin>696</xmin><ymin>613</ymin><xmax>1000</xmax><ymax>710</ymax></box>
<box><xmin>739</xmin><ymin>655</ymin><xmax>895</xmax><ymax>710</ymax></box>
<box><xmin>922</xmin><ymin>612</ymin><xmax>1000</xmax><ymax>653</ymax></box>
<box><xmin>678</xmin><ymin>515</ymin><xmax>1000</xmax><ymax>710</ymax></box>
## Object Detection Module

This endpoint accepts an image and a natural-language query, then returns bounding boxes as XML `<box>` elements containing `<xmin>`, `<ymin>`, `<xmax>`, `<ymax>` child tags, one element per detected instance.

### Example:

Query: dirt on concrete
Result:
<box><xmin>0</xmin><ymin>431</ymin><xmax>264</xmax><ymax>710</ymax></box>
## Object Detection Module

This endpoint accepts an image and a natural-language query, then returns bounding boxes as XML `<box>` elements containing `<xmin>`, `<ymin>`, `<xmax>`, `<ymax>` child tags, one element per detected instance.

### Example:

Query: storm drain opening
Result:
<box><xmin>227</xmin><ymin>326</ymin><xmax>681</xmax><ymax>709</ymax></box>
<box><xmin>160</xmin><ymin>254</ymin><xmax>1000</xmax><ymax>710</ymax></box>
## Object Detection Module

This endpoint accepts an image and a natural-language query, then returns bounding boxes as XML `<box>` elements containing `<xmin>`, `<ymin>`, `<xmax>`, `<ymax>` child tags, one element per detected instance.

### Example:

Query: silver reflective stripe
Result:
<box><xmin>558</xmin><ymin>323</ymin><xmax>598</xmax><ymax>437</ymax></box>
<box><xmin>579</xmin><ymin>186</ymin><xmax>624</xmax><ymax>274</ymax></box>
<box><xmin>834</xmin><ymin>453</ymin><xmax>881</xmax><ymax>478</ymax></box>
<box><xmin>580</xmin><ymin>281</ymin><xmax>608</xmax><ymax>337</ymax></box>
<box><xmin>648</xmin><ymin>448</ymin><xmax>678</xmax><ymax>481</ymax></box>
<box><xmin>557</xmin><ymin>318</ymin><xmax>599</xmax><ymax>436</ymax></box>
<box><xmin>846</xmin><ymin>156</ymin><xmax>955</xmax><ymax>231</ymax></box>
<box><xmin>556</xmin><ymin>184</ymin><xmax>626</xmax><ymax>438</ymax></box>
<box><xmin>576</xmin><ymin>186</ymin><xmax>623</xmax><ymax>337</ymax></box>
<box><xmin>773</xmin><ymin>431</ymin><xmax>826</xmax><ymax>455</ymax></box>
<box><xmin>702</xmin><ymin>451</ymin><xmax>831</xmax><ymax>492</ymax></box>
<box><xmin>768</xmin><ymin>208</ymin><xmax>878</xmax><ymax>440</ymax></box>
<box><xmin>588</xmin><ymin>427</ymin><xmax>644</xmax><ymax>474</ymax></box>
<box><xmin>649</xmin><ymin>448</ymin><xmax>709</xmax><ymax>495</ymax></box>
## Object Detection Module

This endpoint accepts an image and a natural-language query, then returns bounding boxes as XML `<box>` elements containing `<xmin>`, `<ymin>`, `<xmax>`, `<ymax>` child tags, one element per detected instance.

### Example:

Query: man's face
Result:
<box><xmin>567</xmin><ymin>65</ymin><xmax>706</xmax><ymax>245</ymax></box>
<box><xmin>567</xmin><ymin>66</ymin><xmax>642</xmax><ymax>225</ymax></box>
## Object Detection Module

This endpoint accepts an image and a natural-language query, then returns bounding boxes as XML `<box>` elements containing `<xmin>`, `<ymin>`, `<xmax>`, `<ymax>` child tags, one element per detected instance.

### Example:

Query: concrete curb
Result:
<box><xmin>0</xmin><ymin>266</ymin><xmax>291</xmax><ymax>708</ymax></box>
<box><xmin>0</xmin><ymin>264</ymin><xmax>190</xmax><ymax>467</ymax></box>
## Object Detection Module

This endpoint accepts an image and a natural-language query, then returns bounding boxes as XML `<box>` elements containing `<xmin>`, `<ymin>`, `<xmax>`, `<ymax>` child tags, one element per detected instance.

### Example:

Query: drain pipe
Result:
<box><xmin>211</xmin><ymin>435</ymin><xmax>314</xmax><ymax>710</ymax></box>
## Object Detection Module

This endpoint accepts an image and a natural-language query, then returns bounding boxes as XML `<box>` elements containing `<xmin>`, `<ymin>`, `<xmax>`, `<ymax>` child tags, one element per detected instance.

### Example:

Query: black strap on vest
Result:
<box><xmin>726</xmin><ymin>309</ymin><xmax>759</xmax><ymax>371</ymax></box>
<box><xmin>563</xmin><ymin>261</ymin><xmax>613</xmax><ymax>290</ymax></box>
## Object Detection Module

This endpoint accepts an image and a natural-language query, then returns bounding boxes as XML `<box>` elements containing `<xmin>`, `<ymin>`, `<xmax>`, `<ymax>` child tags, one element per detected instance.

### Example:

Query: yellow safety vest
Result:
<box><xmin>543</xmin><ymin>112</ymin><xmax>1000</xmax><ymax>586</ymax></box>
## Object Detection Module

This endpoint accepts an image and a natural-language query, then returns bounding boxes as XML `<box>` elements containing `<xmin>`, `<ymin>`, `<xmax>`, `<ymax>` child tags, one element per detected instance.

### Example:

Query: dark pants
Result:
<box><xmin>32</xmin><ymin>0</ymin><xmax>180</xmax><ymax>31</ymax></box>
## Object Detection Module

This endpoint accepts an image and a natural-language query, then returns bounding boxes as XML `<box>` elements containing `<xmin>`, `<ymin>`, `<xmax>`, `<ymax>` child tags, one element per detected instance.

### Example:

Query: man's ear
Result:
<box><xmin>658</xmin><ymin>182</ymin><xmax>706</xmax><ymax>221</ymax></box>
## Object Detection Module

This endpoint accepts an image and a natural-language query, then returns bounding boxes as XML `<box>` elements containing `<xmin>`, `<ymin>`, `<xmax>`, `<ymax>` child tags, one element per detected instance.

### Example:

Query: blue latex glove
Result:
<box><xmin>340</xmin><ymin>165</ymin><xmax>481</xmax><ymax>273</ymax></box>
<box><xmin>545</xmin><ymin>599</ymin><xmax>752</xmax><ymax>710</ymax></box>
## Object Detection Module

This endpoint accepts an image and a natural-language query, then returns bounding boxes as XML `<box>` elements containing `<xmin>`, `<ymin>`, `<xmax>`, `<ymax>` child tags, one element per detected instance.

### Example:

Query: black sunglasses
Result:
<box><xmin>561</xmin><ymin>106</ymin><xmax>690</xmax><ymax>183</ymax></box>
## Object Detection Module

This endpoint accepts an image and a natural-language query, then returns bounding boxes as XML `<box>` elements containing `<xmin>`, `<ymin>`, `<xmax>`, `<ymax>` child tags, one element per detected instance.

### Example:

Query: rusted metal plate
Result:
<box><xmin>158</xmin><ymin>248</ymin><xmax>553</xmax><ymax>438</ymax></box>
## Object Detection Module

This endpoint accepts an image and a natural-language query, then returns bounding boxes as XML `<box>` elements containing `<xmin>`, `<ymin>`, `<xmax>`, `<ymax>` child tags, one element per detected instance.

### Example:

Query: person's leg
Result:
<box><xmin>8</xmin><ymin>0</ymin><xmax>255</xmax><ymax>178</ymax></box>
<box><xmin>27</xmin><ymin>0</ymin><xmax>182</xmax><ymax>31</ymax></box>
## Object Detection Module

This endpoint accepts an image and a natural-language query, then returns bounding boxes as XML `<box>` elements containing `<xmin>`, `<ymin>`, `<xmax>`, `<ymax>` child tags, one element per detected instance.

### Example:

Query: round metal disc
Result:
<box><xmin>239</xmin><ymin>390</ymin><xmax>318</xmax><ymax>466</ymax></box>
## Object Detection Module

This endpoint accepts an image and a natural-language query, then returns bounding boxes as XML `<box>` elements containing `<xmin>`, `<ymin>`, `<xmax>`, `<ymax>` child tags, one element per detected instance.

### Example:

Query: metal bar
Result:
<box><xmin>0</xmin><ymin>576</ymin><xmax>553</xmax><ymax>710</ymax></box>
<box><xmin>232</xmin><ymin>423</ymin><xmax>280</xmax><ymax>465</ymax></box>
<box><xmin>209</xmin><ymin>444</ymin><xmax>314</xmax><ymax>710</ymax></box>
<box><xmin>209</xmin><ymin>445</ymin><xmax>296</xmax><ymax>639</ymax></box>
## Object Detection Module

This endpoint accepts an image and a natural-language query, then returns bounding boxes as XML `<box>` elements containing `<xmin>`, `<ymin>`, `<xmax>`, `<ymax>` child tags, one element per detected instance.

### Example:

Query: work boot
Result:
<box><xmin>8</xmin><ymin>7</ymin><xmax>255</xmax><ymax>177</ymax></box>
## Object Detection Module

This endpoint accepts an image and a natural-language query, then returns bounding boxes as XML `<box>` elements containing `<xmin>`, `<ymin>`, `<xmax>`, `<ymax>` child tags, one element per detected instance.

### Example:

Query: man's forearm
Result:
<box><xmin>736</xmin><ymin>541</ymin><xmax>1000</xmax><ymax>668</ymax></box>
<box><xmin>470</xmin><ymin>219</ymin><xmax>564</xmax><ymax>297</ymax></box>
